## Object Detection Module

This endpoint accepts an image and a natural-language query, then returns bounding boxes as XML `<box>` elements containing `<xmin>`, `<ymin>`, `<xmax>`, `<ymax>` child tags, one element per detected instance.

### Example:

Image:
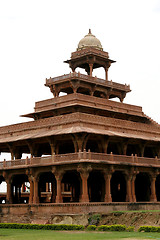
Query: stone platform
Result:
<box><xmin>1</xmin><ymin>202</ymin><xmax>160</xmax><ymax>224</ymax></box>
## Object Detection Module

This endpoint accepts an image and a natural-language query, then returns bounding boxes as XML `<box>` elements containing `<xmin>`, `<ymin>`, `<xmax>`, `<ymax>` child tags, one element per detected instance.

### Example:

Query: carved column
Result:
<box><xmin>78</xmin><ymin>165</ymin><xmax>91</xmax><ymax>202</ymax></box>
<box><xmin>131</xmin><ymin>175</ymin><xmax>136</xmax><ymax>202</ymax></box>
<box><xmin>105</xmin><ymin>67</ymin><xmax>108</xmax><ymax>81</ymax></box>
<box><xmin>54</xmin><ymin>171</ymin><xmax>63</xmax><ymax>203</ymax></box>
<box><xmin>28</xmin><ymin>176</ymin><xmax>34</xmax><ymax>204</ymax></box>
<box><xmin>33</xmin><ymin>176</ymin><xmax>39</xmax><ymax>204</ymax></box>
<box><xmin>104</xmin><ymin>172</ymin><xmax>112</xmax><ymax>202</ymax></box>
<box><xmin>126</xmin><ymin>175</ymin><xmax>132</xmax><ymax>202</ymax></box>
<box><xmin>89</xmin><ymin>64</ymin><xmax>93</xmax><ymax>76</ymax></box>
<box><xmin>150</xmin><ymin>175</ymin><xmax>157</xmax><ymax>202</ymax></box>
<box><xmin>80</xmin><ymin>171</ymin><xmax>89</xmax><ymax>202</ymax></box>
<box><xmin>6</xmin><ymin>178</ymin><xmax>12</xmax><ymax>204</ymax></box>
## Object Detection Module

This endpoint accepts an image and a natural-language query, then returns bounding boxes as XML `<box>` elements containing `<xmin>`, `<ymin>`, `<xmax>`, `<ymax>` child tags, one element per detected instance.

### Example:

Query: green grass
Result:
<box><xmin>1</xmin><ymin>229</ymin><xmax>160</xmax><ymax>239</ymax></box>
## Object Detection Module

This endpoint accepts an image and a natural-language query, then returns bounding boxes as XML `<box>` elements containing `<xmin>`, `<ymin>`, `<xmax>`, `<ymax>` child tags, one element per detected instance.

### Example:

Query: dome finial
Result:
<box><xmin>77</xmin><ymin>30</ymin><xmax>103</xmax><ymax>51</ymax></box>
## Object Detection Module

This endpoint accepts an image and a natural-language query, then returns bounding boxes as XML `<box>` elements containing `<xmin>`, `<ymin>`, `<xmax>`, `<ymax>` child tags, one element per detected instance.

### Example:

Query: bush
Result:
<box><xmin>138</xmin><ymin>226</ymin><xmax>159</xmax><ymax>232</ymax></box>
<box><xmin>97</xmin><ymin>225</ymin><xmax>111</xmax><ymax>231</ymax></box>
<box><xmin>86</xmin><ymin>225</ymin><xmax>97</xmax><ymax>231</ymax></box>
<box><xmin>97</xmin><ymin>224</ymin><xmax>127</xmax><ymax>232</ymax></box>
<box><xmin>88</xmin><ymin>214</ymin><xmax>101</xmax><ymax>226</ymax></box>
<box><xmin>126</xmin><ymin>226</ymin><xmax>134</xmax><ymax>232</ymax></box>
<box><xmin>0</xmin><ymin>223</ymin><xmax>84</xmax><ymax>231</ymax></box>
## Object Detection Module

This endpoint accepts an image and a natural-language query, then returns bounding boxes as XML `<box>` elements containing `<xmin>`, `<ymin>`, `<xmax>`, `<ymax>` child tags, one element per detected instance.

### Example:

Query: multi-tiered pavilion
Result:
<box><xmin>0</xmin><ymin>30</ymin><xmax>160</xmax><ymax>217</ymax></box>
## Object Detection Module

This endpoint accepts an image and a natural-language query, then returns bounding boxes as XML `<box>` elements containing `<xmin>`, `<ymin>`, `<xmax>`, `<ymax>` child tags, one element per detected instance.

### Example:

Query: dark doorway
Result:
<box><xmin>111</xmin><ymin>171</ymin><xmax>126</xmax><ymax>202</ymax></box>
<box><xmin>39</xmin><ymin>172</ymin><xmax>56</xmax><ymax>203</ymax></box>
<box><xmin>135</xmin><ymin>173</ymin><xmax>151</xmax><ymax>201</ymax></box>
<box><xmin>62</xmin><ymin>171</ymin><xmax>80</xmax><ymax>202</ymax></box>
<box><xmin>156</xmin><ymin>175</ymin><xmax>160</xmax><ymax>201</ymax></box>
<box><xmin>88</xmin><ymin>171</ymin><xmax>105</xmax><ymax>202</ymax></box>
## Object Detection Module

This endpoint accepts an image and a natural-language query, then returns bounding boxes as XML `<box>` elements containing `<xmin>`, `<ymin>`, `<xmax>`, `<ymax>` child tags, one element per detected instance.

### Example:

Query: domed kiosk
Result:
<box><xmin>65</xmin><ymin>29</ymin><xmax>115</xmax><ymax>80</ymax></box>
<box><xmin>77</xmin><ymin>29</ymin><xmax>103</xmax><ymax>51</ymax></box>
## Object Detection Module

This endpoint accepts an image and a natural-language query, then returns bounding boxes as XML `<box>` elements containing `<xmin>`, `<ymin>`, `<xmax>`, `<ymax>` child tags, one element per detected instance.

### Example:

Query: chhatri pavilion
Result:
<box><xmin>0</xmin><ymin>30</ymin><xmax>160</xmax><ymax>221</ymax></box>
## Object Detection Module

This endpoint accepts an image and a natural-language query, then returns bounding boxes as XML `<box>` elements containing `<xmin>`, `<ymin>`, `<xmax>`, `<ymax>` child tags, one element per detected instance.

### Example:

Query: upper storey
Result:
<box><xmin>45</xmin><ymin>30</ymin><xmax>131</xmax><ymax>102</ymax></box>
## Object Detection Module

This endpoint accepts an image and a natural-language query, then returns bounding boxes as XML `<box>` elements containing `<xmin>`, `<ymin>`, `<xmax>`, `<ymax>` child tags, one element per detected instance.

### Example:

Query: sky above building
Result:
<box><xmin>0</xmin><ymin>0</ymin><xmax>160</xmax><ymax>128</ymax></box>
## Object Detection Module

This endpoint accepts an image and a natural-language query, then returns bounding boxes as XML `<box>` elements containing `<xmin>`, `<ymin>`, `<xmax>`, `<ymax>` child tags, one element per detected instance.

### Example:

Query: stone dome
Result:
<box><xmin>77</xmin><ymin>29</ymin><xmax>103</xmax><ymax>51</ymax></box>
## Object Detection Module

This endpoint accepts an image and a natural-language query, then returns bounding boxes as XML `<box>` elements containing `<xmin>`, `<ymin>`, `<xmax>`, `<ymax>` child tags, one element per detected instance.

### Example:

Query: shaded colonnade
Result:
<box><xmin>111</xmin><ymin>171</ymin><xmax>126</xmax><ymax>202</ymax></box>
<box><xmin>135</xmin><ymin>173</ymin><xmax>151</xmax><ymax>202</ymax></box>
<box><xmin>38</xmin><ymin>172</ymin><xmax>56</xmax><ymax>203</ymax></box>
<box><xmin>88</xmin><ymin>171</ymin><xmax>105</xmax><ymax>202</ymax></box>
<box><xmin>12</xmin><ymin>174</ymin><xmax>30</xmax><ymax>204</ymax></box>
<box><xmin>61</xmin><ymin>171</ymin><xmax>81</xmax><ymax>202</ymax></box>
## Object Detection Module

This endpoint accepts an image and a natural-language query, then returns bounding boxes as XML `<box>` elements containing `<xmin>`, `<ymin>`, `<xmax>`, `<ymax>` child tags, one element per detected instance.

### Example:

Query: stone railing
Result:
<box><xmin>45</xmin><ymin>72</ymin><xmax>130</xmax><ymax>92</ymax></box>
<box><xmin>0</xmin><ymin>152</ymin><xmax>160</xmax><ymax>170</ymax></box>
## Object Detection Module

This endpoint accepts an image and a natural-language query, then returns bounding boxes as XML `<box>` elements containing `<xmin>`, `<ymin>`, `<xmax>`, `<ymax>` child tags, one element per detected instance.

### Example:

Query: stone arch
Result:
<box><xmin>107</xmin><ymin>142</ymin><xmax>120</xmax><ymax>155</ymax></box>
<box><xmin>88</xmin><ymin>170</ymin><xmax>105</xmax><ymax>202</ymax></box>
<box><xmin>0</xmin><ymin>175</ymin><xmax>6</xmax><ymax>204</ymax></box>
<box><xmin>86</xmin><ymin>140</ymin><xmax>100</xmax><ymax>153</ymax></box>
<box><xmin>135</xmin><ymin>172</ymin><xmax>151</xmax><ymax>201</ymax></box>
<box><xmin>111</xmin><ymin>171</ymin><xmax>126</xmax><ymax>202</ymax></box>
<box><xmin>38</xmin><ymin>172</ymin><xmax>56</xmax><ymax>203</ymax></box>
<box><xmin>77</xmin><ymin>87</ymin><xmax>90</xmax><ymax>96</ymax></box>
<box><xmin>126</xmin><ymin>144</ymin><xmax>140</xmax><ymax>156</ymax></box>
<box><xmin>86</xmin><ymin>135</ymin><xmax>102</xmax><ymax>153</ymax></box>
<box><xmin>156</xmin><ymin>174</ymin><xmax>160</xmax><ymax>201</ymax></box>
<box><xmin>37</xmin><ymin>142</ymin><xmax>51</xmax><ymax>157</ymax></box>
<box><xmin>61</xmin><ymin>170</ymin><xmax>81</xmax><ymax>202</ymax></box>
<box><xmin>58</xmin><ymin>138</ymin><xmax>75</xmax><ymax>154</ymax></box>
<box><xmin>144</xmin><ymin>146</ymin><xmax>155</xmax><ymax>158</ymax></box>
<box><xmin>12</xmin><ymin>174</ymin><xmax>29</xmax><ymax>204</ymax></box>
<box><xmin>93</xmin><ymin>90</ymin><xmax>106</xmax><ymax>99</ymax></box>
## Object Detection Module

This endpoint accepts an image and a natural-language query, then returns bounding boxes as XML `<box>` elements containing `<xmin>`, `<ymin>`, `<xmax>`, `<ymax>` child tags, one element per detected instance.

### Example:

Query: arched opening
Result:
<box><xmin>62</xmin><ymin>171</ymin><xmax>80</xmax><ymax>202</ymax></box>
<box><xmin>111</xmin><ymin>171</ymin><xmax>126</xmax><ymax>202</ymax></box>
<box><xmin>0</xmin><ymin>175</ymin><xmax>6</xmax><ymax>204</ymax></box>
<box><xmin>156</xmin><ymin>175</ymin><xmax>160</xmax><ymax>201</ymax></box>
<box><xmin>135</xmin><ymin>172</ymin><xmax>151</xmax><ymax>201</ymax></box>
<box><xmin>88</xmin><ymin>171</ymin><xmax>105</xmax><ymax>202</ymax></box>
<box><xmin>107</xmin><ymin>142</ymin><xmax>119</xmax><ymax>155</ymax></box>
<box><xmin>86</xmin><ymin>139</ymin><xmax>100</xmax><ymax>153</ymax></box>
<box><xmin>38</xmin><ymin>172</ymin><xmax>56</xmax><ymax>203</ymax></box>
<box><xmin>126</xmin><ymin>144</ymin><xmax>140</xmax><ymax>156</ymax></box>
<box><xmin>93</xmin><ymin>91</ymin><xmax>106</xmax><ymax>99</ymax></box>
<box><xmin>36</xmin><ymin>142</ymin><xmax>51</xmax><ymax>157</ymax></box>
<box><xmin>58</xmin><ymin>139</ymin><xmax>75</xmax><ymax>154</ymax></box>
<box><xmin>77</xmin><ymin>87</ymin><xmax>90</xmax><ymax>96</ymax></box>
<box><xmin>12</xmin><ymin>174</ymin><xmax>30</xmax><ymax>204</ymax></box>
<box><xmin>144</xmin><ymin>147</ymin><xmax>155</xmax><ymax>158</ymax></box>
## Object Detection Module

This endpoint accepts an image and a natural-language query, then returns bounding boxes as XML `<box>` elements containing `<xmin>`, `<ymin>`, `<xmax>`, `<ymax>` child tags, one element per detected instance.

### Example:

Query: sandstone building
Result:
<box><xmin>0</xmin><ymin>30</ymin><xmax>160</xmax><ymax>218</ymax></box>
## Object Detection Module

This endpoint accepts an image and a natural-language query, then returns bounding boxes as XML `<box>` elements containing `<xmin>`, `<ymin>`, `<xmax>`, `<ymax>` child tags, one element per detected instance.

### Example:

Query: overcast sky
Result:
<box><xmin>0</xmin><ymin>0</ymin><xmax>160</xmax><ymax>127</ymax></box>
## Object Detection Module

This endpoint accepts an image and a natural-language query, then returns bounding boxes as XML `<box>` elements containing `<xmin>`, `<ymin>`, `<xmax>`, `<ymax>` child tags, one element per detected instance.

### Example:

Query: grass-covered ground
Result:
<box><xmin>1</xmin><ymin>229</ymin><xmax>160</xmax><ymax>240</ymax></box>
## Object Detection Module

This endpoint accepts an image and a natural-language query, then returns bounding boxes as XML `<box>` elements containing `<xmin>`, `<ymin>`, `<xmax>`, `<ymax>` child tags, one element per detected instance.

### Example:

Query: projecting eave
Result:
<box><xmin>0</xmin><ymin>126</ymin><xmax>160</xmax><ymax>144</ymax></box>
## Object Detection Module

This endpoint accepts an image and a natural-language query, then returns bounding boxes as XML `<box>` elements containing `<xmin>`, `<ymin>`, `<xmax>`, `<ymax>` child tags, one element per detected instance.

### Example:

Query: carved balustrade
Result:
<box><xmin>0</xmin><ymin>152</ymin><xmax>160</xmax><ymax>170</ymax></box>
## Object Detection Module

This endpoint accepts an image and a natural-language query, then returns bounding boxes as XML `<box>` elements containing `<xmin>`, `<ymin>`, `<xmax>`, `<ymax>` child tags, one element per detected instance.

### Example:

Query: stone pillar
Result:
<box><xmin>33</xmin><ymin>176</ymin><xmax>39</xmax><ymax>204</ymax></box>
<box><xmin>28</xmin><ymin>176</ymin><xmax>34</xmax><ymax>204</ymax></box>
<box><xmin>55</xmin><ymin>172</ymin><xmax>63</xmax><ymax>203</ymax></box>
<box><xmin>150</xmin><ymin>175</ymin><xmax>157</xmax><ymax>202</ymax></box>
<box><xmin>51</xmin><ymin>181</ymin><xmax>56</xmax><ymax>203</ymax></box>
<box><xmin>80</xmin><ymin>171</ymin><xmax>89</xmax><ymax>202</ymax></box>
<box><xmin>78</xmin><ymin>165</ymin><xmax>91</xmax><ymax>202</ymax></box>
<box><xmin>6</xmin><ymin>178</ymin><xmax>12</xmax><ymax>204</ymax></box>
<box><xmin>89</xmin><ymin>64</ymin><xmax>93</xmax><ymax>76</ymax></box>
<box><xmin>131</xmin><ymin>175</ymin><xmax>136</xmax><ymax>202</ymax></box>
<box><xmin>126</xmin><ymin>175</ymin><xmax>132</xmax><ymax>202</ymax></box>
<box><xmin>104</xmin><ymin>172</ymin><xmax>112</xmax><ymax>202</ymax></box>
<box><xmin>105</xmin><ymin>67</ymin><xmax>108</xmax><ymax>81</ymax></box>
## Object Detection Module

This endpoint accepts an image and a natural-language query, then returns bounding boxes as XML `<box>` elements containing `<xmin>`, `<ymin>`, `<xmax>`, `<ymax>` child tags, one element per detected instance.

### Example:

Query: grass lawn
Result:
<box><xmin>1</xmin><ymin>229</ymin><xmax>160</xmax><ymax>240</ymax></box>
